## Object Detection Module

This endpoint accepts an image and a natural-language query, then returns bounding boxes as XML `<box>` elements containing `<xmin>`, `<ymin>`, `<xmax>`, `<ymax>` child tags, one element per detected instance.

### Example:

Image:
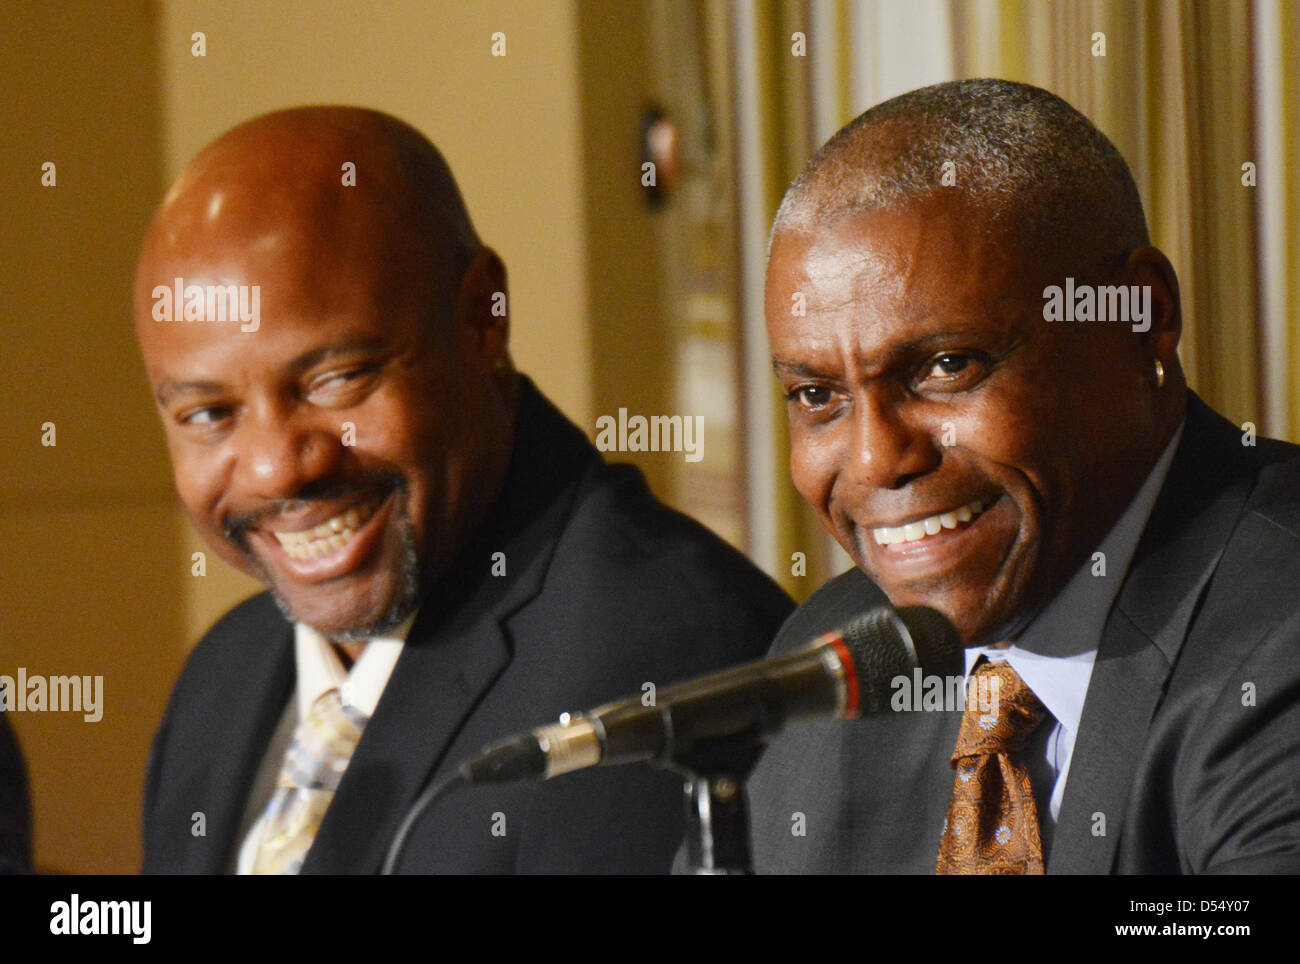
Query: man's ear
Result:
<box><xmin>456</xmin><ymin>246</ymin><xmax>510</xmax><ymax>363</ymax></box>
<box><xmin>1123</xmin><ymin>245</ymin><xmax>1181</xmax><ymax>361</ymax></box>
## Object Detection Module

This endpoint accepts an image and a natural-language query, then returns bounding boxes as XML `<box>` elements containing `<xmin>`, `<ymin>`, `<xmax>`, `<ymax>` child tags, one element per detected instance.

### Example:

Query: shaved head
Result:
<box><xmin>773</xmin><ymin>79</ymin><xmax>1149</xmax><ymax>279</ymax></box>
<box><xmin>137</xmin><ymin>106</ymin><xmax>482</xmax><ymax>334</ymax></box>
<box><xmin>133</xmin><ymin>107</ymin><xmax>514</xmax><ymax>641</ymax></box>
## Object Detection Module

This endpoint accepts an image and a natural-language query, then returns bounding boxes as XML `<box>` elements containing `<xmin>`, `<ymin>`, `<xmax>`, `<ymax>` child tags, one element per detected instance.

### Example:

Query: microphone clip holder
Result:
<box><xmin>665</xmin><ymin>732</ymin><xmax>764</xmax><ymax>875</ymax></box>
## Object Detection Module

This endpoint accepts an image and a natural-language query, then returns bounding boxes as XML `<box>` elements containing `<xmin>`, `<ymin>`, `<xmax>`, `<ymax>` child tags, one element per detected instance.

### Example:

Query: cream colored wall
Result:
<box><xmin>152</xmin><ymin>0</ymin><xmax>594</xmax><ymax>644</ymax></box>
<box><xmin>0</xmin><ymin>2</ymin><xmax>177</xmax><ymax>872</ymax></box>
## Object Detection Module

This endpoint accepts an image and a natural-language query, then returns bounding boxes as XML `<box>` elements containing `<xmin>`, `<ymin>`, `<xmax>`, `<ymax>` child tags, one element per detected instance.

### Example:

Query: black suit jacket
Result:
<box><xmin>0</xmin><ymin>712</ymin><xmax>31</xmax><ymax>874</ymax></box>
<box><xmin>143</xmin><ymin>378</ymin><xmax>793</xmax><ymax>873</ymax></box>
<box><xmin>747</xmin><ymin>394</ymin><xmax>1300</xmax><ymax>873</ymax></box>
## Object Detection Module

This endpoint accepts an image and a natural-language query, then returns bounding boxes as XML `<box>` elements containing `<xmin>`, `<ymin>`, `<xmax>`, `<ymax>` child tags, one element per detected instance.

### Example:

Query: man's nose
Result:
<box><xmin>847</xmin><ymin>391</ymin><xmax>941</xmax><ymax>490</ymax></box>
<box><xmin>230</xmin><ymin>403</ymin><xmax>346</xmax><ymax>500</ymax></box>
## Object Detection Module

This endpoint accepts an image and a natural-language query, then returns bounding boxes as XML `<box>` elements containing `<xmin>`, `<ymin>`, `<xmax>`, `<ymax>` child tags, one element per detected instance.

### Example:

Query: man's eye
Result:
<box><xmin>309</xmin><ymin>366</ymin><xmax>378</xmax><ymax>397</ymax></box>
<box><xmin>789</xmin><ymin>385</ymin><xmax>834</xmax><ymax>409</ymax></box>
<box><xmin>932</xmin><ymin>354</ymin><xmax>969</xmax><ymax>376</ymax></box>
<box><xmin>923</xmin><ymin>353</ymin><xmax>986</xmax><ymax>385</ymax></box>
<box><xmin>177</xmin><ymin>406</ymin><xmax>230</xmax><ymax>427</ymax></box>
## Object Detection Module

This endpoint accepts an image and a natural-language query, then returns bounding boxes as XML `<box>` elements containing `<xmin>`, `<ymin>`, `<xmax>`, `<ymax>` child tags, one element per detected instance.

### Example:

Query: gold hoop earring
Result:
<box><xmin>1153</xmin><ymin>359</ymin><xmax>1165</xmax><ymax>389</ymax></box>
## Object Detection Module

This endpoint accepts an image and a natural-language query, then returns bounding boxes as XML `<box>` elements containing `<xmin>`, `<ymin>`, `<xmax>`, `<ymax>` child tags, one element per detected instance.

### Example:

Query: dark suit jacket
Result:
<box><xmin>0</xmin><ymin>711</ymin><xmax>31</xmax><ymax>874</ymax></box>
<box><xmin>747</xmin><ymin>394</ymin><xmax>1300</xmax><ymax>873</ymax></box>
<box><xmin>143</xmin><ymin>378</ymin><xmax>793</xmax><ymax>873</ymax></box>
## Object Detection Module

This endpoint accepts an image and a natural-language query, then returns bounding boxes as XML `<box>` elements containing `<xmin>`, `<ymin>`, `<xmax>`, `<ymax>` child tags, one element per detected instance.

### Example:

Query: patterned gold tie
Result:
<box><xmin>936</xmin><ymin>660</ymin><xmax>1047</xmax><ymax>875</ymax></box>
<box><xmin>250</xmin><ymin>688</ymin><xmax>367</xmax><ymax>875</ymax></box>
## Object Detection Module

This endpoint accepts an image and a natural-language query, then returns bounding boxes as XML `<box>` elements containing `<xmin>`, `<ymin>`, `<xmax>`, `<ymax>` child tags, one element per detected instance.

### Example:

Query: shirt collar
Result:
<box><xmin>293</xmin><ymin>614</ymin><xmax>416</xmax><ymax>720</ymax></box>
<box><xmin>965</xmin><ymin>419</ymin><xmax>1185</xmax><ymax>736</ymax></box>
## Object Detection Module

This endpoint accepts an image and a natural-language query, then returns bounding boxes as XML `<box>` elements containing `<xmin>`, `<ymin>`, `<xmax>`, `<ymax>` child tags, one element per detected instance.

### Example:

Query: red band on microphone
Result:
<box><xmin>827</xmin><ymin>635</ymin><xmax>859</xmax><ymax>719</ymax></box>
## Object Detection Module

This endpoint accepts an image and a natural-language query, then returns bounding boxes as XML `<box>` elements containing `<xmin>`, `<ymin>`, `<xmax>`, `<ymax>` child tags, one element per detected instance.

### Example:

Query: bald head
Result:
<box><xmin>136</xmin><ymin>106</ymin><xmax>481</xmax><ymax>334</ymax></box>
<box><xmin>773</xmin><ymin>79</ymin><xmax>1149</xmax><ymax>277</ymax></box>
<box><xmin>133</xmin><ymin>107</ymin><xmax>515</xmax><ymax>641</ymax></box>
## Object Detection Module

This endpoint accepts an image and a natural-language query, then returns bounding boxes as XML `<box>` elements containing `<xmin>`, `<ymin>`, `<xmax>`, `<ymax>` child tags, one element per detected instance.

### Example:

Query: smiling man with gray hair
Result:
<box><xmin>750</xmin><ymin>79</ymin><xmax>1300</xmax><ymax>874</ymax></box>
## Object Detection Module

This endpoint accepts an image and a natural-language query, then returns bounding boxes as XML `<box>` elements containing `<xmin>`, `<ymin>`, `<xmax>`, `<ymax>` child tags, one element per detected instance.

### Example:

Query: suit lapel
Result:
<box><xmin>159</xmin><ymin>611</ymin><xmax>294</xmax><ymax>873</ymax></box>
<box><xmin>1049</xmin><ymin>396</ymin><xmax>1257</xmax><ymax>872</ymax></box>
<box><xmin>301</xmin><ymin>608</ymin><xmax>514</xmax><ymax>874</ymax></box>
<box><xmin>1049</xmin><ymin>608</ymin><xmax>1180</xmax><ymax>873</ymax></box>
<box><xmin>299</xmin><ymin>378</ymin><xmax>597</xmax><ymax>873</ymax></box>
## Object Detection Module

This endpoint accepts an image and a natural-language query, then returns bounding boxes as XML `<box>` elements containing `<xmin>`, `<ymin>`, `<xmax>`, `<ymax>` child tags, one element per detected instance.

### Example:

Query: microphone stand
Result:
<box><xmin>667</xmin><ymin>731</ymin><xmax>765</xmax><ymax>875</ymax></box>
<box><xmin>681</xmin><ymin>771</ymin><xmax>751</xmax><ymax>874</ymax></box>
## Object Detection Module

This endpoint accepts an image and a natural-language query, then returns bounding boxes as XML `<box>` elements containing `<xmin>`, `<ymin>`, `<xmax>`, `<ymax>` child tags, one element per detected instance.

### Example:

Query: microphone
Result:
<box><xmin>460</xmin><ymin>604</ymin><xmax>963</xmax><ymax>786</ymax></box>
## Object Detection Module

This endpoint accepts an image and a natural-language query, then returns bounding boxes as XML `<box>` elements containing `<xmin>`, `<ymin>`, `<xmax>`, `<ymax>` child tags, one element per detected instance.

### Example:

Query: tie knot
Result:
<box><xmin>951</xmin><ymin>661</ymin><xmax>1045</xmax><ymax>764</ymax></box>
<box><xmin>279</xmin><ymin>688</ymin><xmax>368</xmax><ymax>791</ymax></box>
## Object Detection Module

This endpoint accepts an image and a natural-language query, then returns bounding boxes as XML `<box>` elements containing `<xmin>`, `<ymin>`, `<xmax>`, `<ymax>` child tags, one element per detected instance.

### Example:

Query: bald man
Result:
<box><xmin>135</xmin><ymin>107</ymin><xmax>792</xmax><ymax>874</ymax></box>
<box><xmin>747</xmin><ymin>80</ymin><xmax>1300</xmax><ymax>873</ymax></box>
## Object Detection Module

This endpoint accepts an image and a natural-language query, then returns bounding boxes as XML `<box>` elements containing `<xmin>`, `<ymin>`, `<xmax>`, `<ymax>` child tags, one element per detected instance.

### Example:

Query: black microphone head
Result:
<box><xmin>837</xmin><ymin>605</ymin><xmax>964</xmax><ymax>715</ymax></box>
<box><xmin>895</xmin><ymin>605</ymin><xmax>965</xmax><ymax>678</ymax></box>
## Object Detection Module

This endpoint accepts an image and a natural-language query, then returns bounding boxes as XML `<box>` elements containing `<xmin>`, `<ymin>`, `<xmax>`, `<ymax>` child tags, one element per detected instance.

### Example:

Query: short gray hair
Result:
<box><xmin>772</xmin><ymin>79</ymin><xmax>1149</xmax><ymax>265</ymax></box>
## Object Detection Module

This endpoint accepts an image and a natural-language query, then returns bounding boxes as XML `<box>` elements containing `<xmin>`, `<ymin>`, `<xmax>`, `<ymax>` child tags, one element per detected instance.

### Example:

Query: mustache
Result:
<box><xmin>222</xmin><ymin>471</ymin><xmax>406</xmax><ymax>547</ymax></box>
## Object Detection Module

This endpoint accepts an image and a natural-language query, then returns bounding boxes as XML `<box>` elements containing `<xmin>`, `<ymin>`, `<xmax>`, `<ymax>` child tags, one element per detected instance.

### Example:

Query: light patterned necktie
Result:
<box><xmin>936</xmin><ymin>660</ymin><xmax>1047</xmax><ymax>875</ymax></box>
<box><xmin>250</xmin><ymin>688</ymin><xmax>368</xmax><ymax>875</ymax></box>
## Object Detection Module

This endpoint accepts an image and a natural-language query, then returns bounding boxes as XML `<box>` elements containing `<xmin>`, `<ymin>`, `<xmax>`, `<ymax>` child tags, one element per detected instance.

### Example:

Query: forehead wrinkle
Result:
<box><xmin>790</xmin><ymin>215</ymin><xmax>939</xmax><ymax>328</ymax></box>
<box><xmin>795</xmin><ymin>230</ymin><xmax>903</xmax><ymax>296</ymax></box>
<box><xmin>769</xmin><ymin>196</ymin><xmax>1051</xmax><ymax>392</ymax></box>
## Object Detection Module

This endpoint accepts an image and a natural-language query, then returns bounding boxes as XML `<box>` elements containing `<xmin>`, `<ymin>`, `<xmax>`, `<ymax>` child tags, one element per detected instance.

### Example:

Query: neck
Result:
<box><xmin>332</xmin><ymin>640</ymin><xmax>366</xmax><ymax>667</ymax></box>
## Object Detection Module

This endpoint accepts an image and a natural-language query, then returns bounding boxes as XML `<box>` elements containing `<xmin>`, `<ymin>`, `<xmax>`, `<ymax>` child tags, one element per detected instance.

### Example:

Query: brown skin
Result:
<box><xmin>767</xmin><ymin>193</ymin><xmax>1186</xmax><ymax>645</ymax></box>
<box><xmin>133</xmin><ymin>108</ymin><xmax>516</xmax><ymax>645</ymax></box>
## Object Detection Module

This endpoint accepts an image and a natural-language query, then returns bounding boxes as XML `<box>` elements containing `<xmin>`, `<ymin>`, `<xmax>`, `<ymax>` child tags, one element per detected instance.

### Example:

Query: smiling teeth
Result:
<box><xmin>272</xmin><ymin>504</ymin><xmax>376</xmax><ymax>559</ymax></box>
<box><xmin>872</xmin><ymin>500</ymin><xmax>986</xmax><ymax>546</ymax></box>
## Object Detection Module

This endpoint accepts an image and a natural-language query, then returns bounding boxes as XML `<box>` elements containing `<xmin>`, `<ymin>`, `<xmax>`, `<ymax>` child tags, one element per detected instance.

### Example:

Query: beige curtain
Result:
<box><xmin>733</xmin><ymin>0</ymin><xmax>840</xmax><ymax>598</ymax></box>
<box><xmin>951</xmin><ymin>0</ymin><xmax>1290</xmax><ymax>434</ymax></box>
<box><xmin>1272</xmin><ymin>0</ymin><xmax>1300</xmax><ymax>439</ymax></box>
